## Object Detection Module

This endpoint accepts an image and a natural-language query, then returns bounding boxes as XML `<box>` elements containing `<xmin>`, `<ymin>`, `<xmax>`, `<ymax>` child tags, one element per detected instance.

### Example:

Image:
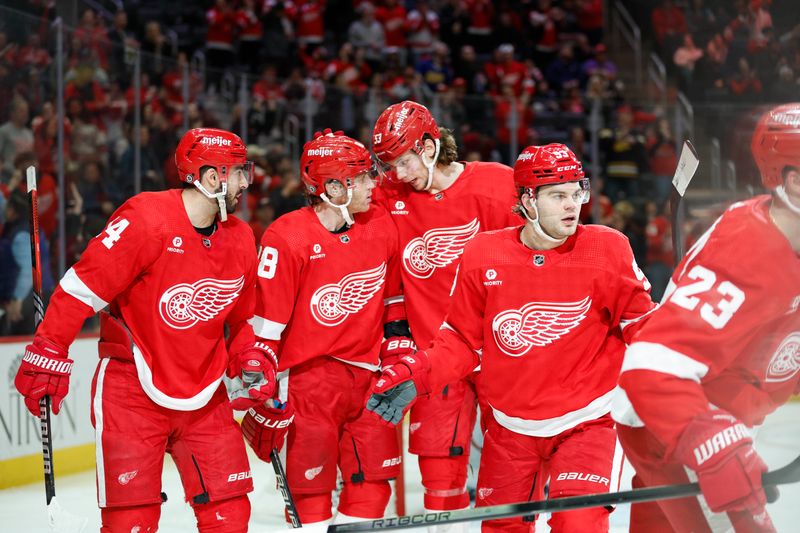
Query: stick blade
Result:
<box><xmin>671</xmin><ymin>140</ymin><xmax>699</xmax><ymax>197</ymax></box>
<box><xmin>47</xmin><ymin>497</ymin><xmax>87</xmax><ymax>533</ymax></box>
<box><xmin>26</xmin><ymin>165</ymin><xmax>37</xmax><ymax>192</ymax></box>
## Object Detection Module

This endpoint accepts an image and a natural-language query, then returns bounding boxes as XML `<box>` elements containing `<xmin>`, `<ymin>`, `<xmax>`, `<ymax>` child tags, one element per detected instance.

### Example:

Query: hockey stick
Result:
<box><xmin>669</xmin><ymin>140</ymin><xmax>700</xmax><ymax>265</ymax></box>
<box><xmin>271</xmin><ymin>447</ymin><xmax>302</xmax><ymax>528</ymax></box>
<box><xmin>328</xmin><ymin>454</ymin><xmax>800</xmax><ymax>532</ymax></box>
<box><xmin>27</xmin><ymin>166</ymin><xmax>87</xmax><ymax>532</ymax></box>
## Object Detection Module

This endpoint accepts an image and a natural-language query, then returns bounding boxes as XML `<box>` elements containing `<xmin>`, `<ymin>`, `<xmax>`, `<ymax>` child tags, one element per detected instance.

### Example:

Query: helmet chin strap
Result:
<box><xmin>775</xmin><ymin>184</ymin><xmax>800</xmax><ymax>216</ymax></box>
<box><xmin>192</xmin><ymin>178</ymin><xmax>228</xmax><ymax>222</ymax></box>
<box><xmin>420</xmin><ymin>138</ymin><xmax>441</xmax><ymax>191</ymax></box>
<box><xmin>522</xmin><ymin>199</ymin><xmax>567</xmax><ymax>245</ymax></box>
<box><xmin>321</xmin><ymin>188</ymin><xmax>355</xmax><ymax>226</ymax></box>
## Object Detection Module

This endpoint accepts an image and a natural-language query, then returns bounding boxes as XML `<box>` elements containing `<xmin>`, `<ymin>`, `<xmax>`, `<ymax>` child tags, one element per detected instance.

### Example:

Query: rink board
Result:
<box><xmin>0</xmin><ymin>337</ymin><xmax>98</xmax><ymax>488</ymax></box>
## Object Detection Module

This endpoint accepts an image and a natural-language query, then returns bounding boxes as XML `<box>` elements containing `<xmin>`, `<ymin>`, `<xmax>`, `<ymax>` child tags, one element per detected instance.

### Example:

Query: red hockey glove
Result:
<box><xmin>380</xmin><ymin>336</ymin><xmax>416</xmax><ymax>369</ymax></box>
<box><xmin>14</xmin><ymin>337</ymin><xmax>74</xmax><ymax>416</ymax></box>
<box><xmin>367</xmin><ymin>350</ymin><xmax>430</xmax><ymax>425</ymax></box>
<box><xmin>675</xmin><ymin>410</ymin><xmax>771</xmax><ymax>514</ymax></box>
<box><xmin>229</xmin><ymin>342</ymin><xmax>278</xmax><ymax>411</ymax></box>
<box><xmin>241</xmin><ymin>399</ymin><xmax>295</xmax><ymax>462</ymax></box>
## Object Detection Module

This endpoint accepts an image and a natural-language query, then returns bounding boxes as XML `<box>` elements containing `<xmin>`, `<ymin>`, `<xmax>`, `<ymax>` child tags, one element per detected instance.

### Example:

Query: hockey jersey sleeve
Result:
<box><xmin>426</xmin><ymin>261</ymin><xmax>484</xmax><ymax>392</ymax></box>
<box><xmin>618</xmin><ymin>227</ymin><xmax>771</xmax><ymax>454</ymax></box>
<box><xmin>607</xmin><ymin>232</ymin><xmax>656</xmax><ymax>343</ymax></box>
<box><xmin>37</xmin><ymin>198</ymin><xmax>161</xmax><ymax>349</ymax></box>
<box><xmin>225</xmin><ymin>228</ymin><xmax>259</xmax><ymax>358</ymax></box>
<box><xmin>251</xmin><ymin>227</ymin><xmax>303</xmax><ymax>357</ymax></box>
<box><xmin>382</xmin><ymin>216</ymin><xmax>406</xmax><ymax>325</ymax></box>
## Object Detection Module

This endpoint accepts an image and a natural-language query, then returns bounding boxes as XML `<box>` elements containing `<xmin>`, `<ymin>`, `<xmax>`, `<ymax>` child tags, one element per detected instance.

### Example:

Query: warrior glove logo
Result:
<box><xmin>492</xmin><ymin>297</ymin><xmax>592</xmax><ymax>356</ymax></box>
<box><xmin>766</xmin><ymin>332</ymin><xmax>800</xmax><ymax>382</ymax></box>
<box><xmin>402</xmin><ymin>219</ymin><xmax>480</xmax><ymax>279</ymax></box>
<box><xmin>310</xmin><ymin>263</ymin><xmax>386</xmax><ymax>326</ymax></box>
<box><xmin>158</xmin><ymin>276</ymin><xmax>244</xmax><ymax>329</ymax></box>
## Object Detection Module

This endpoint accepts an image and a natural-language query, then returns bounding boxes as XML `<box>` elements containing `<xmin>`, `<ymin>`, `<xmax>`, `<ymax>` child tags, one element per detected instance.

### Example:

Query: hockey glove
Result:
<box><xmin>367</xmin><ymin>351</ymin><xmax>431</xmax><ymax>425</ymax></box>
<box><xmin>14</xmin><ymin>337</ymin><xmax>74</xmax><ymax>416</ymax></box>
<box><xmin>229</xmin><ymin>342</ymin><xmax>278</xmax><ymax>411</ymax></box>
<box><xmin>380</xmin><ymin>336</ymin><xmax>416</xmax><ymax>370</ymax></box>
<box><xmin>241</xmin><ymin>399</ymin><xmax>295</xmax><ymax>462</ymax></box>
<box><xmin>675</xmin><ymin>410</ymin><xmax>774</xmax><ymax>515</ymax></box>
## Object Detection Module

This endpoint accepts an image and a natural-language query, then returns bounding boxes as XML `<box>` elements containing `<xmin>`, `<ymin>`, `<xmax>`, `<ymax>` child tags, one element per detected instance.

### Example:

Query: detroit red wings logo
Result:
<box><xmin>766</xmin><ymin>332</ymin><xmax>800</xmax><ymax>382</ymax></box>
<box><xmin>310</xmin><ymin>263</ymin><xmax>386</xmax><ymax>326</ymax></box>
<box><xmin>492</xmin><ymin>297</ymin><xmax>592</xmax><ymax>356</ymax></box>
<box><xmin>158</xmin><ymin>276</ymin><xmax>244</xmax><ymax>329</ymax></box>
<box><xmin>402</xmin><ymin>219</ymin><xmax>480</xmax><ymax>279</ymax></box>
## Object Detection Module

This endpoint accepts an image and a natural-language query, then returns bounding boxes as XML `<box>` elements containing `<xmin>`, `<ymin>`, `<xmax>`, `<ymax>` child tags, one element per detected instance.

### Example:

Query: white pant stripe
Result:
<box><xmin>94</xmin><ymin>358</ymin><xmax>110</xmax><ymax>507</ymax></box>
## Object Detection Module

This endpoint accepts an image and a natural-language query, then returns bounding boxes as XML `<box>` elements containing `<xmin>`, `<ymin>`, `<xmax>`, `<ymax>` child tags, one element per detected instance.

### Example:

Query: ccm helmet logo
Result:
<box><xmin>307</xmin><ymin>148</ymin><xmax>334</xmax><ymax>157</ymax></box>
<box><xmin>557</xmin><ymin>164</ymin><xmax>578</xmax><ymax>172</ymax></box>
<box><xmin>201</xmin><ymin>136</ymin><xmax>232</xmax><ymax>147</ymax></box>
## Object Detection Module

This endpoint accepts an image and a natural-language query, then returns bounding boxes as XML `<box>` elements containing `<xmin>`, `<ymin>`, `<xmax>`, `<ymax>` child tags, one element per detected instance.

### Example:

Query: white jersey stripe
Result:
<box><xmin>94</xmin><ymin>358</ymin><xmax>110</xmax><ymax>507</ymax></box>
<box><xmin>622</xmin><ymin>341</ymin><xmax>709</xmax><ymax>382</ymax></box>
<box><xmin>249</xmin><ymin>315</ymin><xmax>286</xmax><ymax>340</ymax></box>
<box><xmin>132</xmin><ymin>344</ymin><xmax>222</xmax><ymax>411</ymax></box>
<box><xmin>491</xmin><ymin>388</ymin><xmax>616</xmax><ymax>437</ymax></box>
<box><xmin>383</xmin><ymin>295</ymin><xmax>404</xmax><ymax>306</ymax></box>
<box><xmin>60</xmin><ymin>267</ymin><xmax>109</xmax><ymax>312</ymax></box>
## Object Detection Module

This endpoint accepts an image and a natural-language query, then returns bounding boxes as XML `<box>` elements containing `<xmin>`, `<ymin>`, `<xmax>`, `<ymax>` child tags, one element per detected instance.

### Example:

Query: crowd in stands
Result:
<box><xmin>0</xmin><ymin>0</ymin><xmax>787</xmax><ymax>335</ymax></box>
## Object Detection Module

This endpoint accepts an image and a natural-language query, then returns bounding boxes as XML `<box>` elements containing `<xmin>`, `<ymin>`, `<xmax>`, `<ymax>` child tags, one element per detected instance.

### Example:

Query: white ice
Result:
<box><xmin>2</xmin><ymin>404</ymin><xmax>798</xmax><ymax>532</ymax></box>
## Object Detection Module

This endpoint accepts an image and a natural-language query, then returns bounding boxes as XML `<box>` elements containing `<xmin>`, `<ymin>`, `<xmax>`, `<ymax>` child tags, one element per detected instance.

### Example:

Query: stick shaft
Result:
<box><xmin>271</xmin><ymin>448</ymin><xmax>302</xmax><ymax>528</ymax></box>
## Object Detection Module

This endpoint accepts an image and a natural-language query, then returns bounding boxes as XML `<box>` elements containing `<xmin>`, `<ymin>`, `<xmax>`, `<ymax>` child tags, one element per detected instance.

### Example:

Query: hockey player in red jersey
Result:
<box><xmin>367</xmin><ymin>143</ymin><xmax>655</xmax><ymax>532</ymax></box>
<box><xmin>613</xmin><ymin>105</ymin><xmax>800</xmax><ymax>533</ymax></box>
<box><xmin>371</xmin><ymin>100</ymin><xmax>518</xmax><ymax>527</ymax></box>
<box><xmin>242</xmin><ymin>130</ymin><xmax>406</xmax><ymax>528</ymax></box>
<box><xmin>13</xmin><ymin>128</ymin><xmax>277</xmax><ymax>532</ymax></box>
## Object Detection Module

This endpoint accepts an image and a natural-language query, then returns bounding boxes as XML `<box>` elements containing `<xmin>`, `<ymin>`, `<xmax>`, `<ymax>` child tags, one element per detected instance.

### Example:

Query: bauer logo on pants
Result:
<box><xmin>158</xmin><ymin>276</ymin><xmax>244</xmax><ymax>329</ymax></box>
<box><xmin>492</xmin><ymin>297</ymin><xmax>592</xmax><ymax>356</ymax></box>
<box><xmin>309</xmin><ymin>263</ymin><xmax>386</xmax><ymax>326</ymax></box>
<box><xmin>402</xmin><ymin>219</ymin><xmax>480</xmax><ymax>279</ymax></box>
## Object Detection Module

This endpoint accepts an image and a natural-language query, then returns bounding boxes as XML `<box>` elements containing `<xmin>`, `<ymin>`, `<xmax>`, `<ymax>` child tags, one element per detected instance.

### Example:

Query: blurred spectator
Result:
<box><xmin>463</xmin><ymin>0</ymin><xmax>494</xmax><ymax>54</ymax></box>
<box><xmin>582</xmin><ymin>43</ymin><xmax>617</xmax><ymax>83</ymax></box>
<box><xmin>407</xmin><ymin>0</ymin><xmax>440</xmax><ymax>60</ymax></box>
<box><xmin>117</xmin><ymin>125</ymin><xmax>165</xmax><ymax>200</ymax></box>
<box><xmin>454</xmin><ymin>44</ymin><xmax>488</xmax><ymax>94</ymax></box>
<box><xmin>729</xmin><ymin>56</ymin><xmax>763</xmax><ymax>97</ymax></box>
<box><xmin>348</xmin><ymin>3</ymin><xmax>386</xmax><ymax>70</ymax></box>
<box><xmin>600</xmin><ymin>105</ymin><xmax>648</xmax><ymax>202</ymax></box>
<box><xmin>251</xmin><ymin>65</ymin><xmax>287</xmax><ymax>140</ymax></box>
<box><xmin>545</xmin><ymin>44</ymin><xmax>582</xmax><ymax>94</ymax></box>
<box><xmin>293</xmin><ymin>0</ymin><xmax>326</xmax><ymax>48</ymax></box>
<box><xmin>15</xmin><ymin>33</ymin><xmax>50</xmax><ymax>73</ymax></box>
<box><xmin>68</xmin><ymin>98</ymin><xmax>107</xmax><ymax>167</ymax></box>
<box><xmin>491</xmin><ymin>9</ymin><xmax>524</xmax><ymax>55</ymax></box>
<box><xmin>270</xmin><ymin>167</ymin><xmax>305</xmax><ymax>217</ymax></box>
<box><xmin>644</xmin><ymin>199</ymin><xmax>672</xmax><ymax>301</ymax></box>
<box><xmin>206</xmin><ymin>0</ymin><xmax>237</xmax><ymax>73</ymax></box>
<box><xmin>106</xmin><ymin>9</ymin><xmax>137</xmax><ymax>84</ymax></box>
<box><xmin>494</xmin><ymin>80</ymin><xmax>533</xmax><ymax>164</ymax></box>
<box><xmin>237</xmin><ymin>0</ymin><xmax>264</xmax><ymax>73</ymax></box>
<box><xmin>577</xmin><ymin>0</ymin><xmax>604</xmax><ymax>45</ymax></box>
<box><xmin>249</xmin><ymin>196</ymin><xmax>275</xmax><ymax>243</ymax></box>
<box><xmin>645</xmin><ymin>118</ymin><xmax>677</xmax><ymax>206</ymax></box>
<box><xmin>73</xmin><ymin>8</ymin><xmax>108</xmax><ymax>69</ymax></box>
<box><xmin>261</xmin><ymin>0</ymin><xmax>296</xmax><ymax>73</ymax></box>
<box><xmin>75</xmin><ymin>161</ymin><xmax>114</xmax><ymax>219</ymax></box>
<box><xmin>0</xmin><ymin>30</ymin><xmax>17</xmax><ymax>68</ymax></box>
<box><xmin>651</xmin><ymin>0</ymin><xmax>687</xmax><ymax>53</ymax></box>
<box><xmin>528</xmin><ymin>0</ymin><xmax>560</xmax><ymax>65</ymax></box>
<box><xmin>485</xmin><ymin>44</ymin><xmax>527</xmax><ymax>96</ymax></box>
<box><xmin>685</xmin><ymin>0</ymin><xmax>717</xmax><ymax>42</ymax></box>
<box><xmin>376</xmin><ymin>0</ymin><xmax>408</xmax><ymax>55</ymax></box>
<box><xmin>32</xmin><ymin>102</ymin><xmax>72</xmax><ymax>177</ymax></box>
<box><xmin>141</xmin><ymin>20</ymin><xmax>175</xmax><ymax>84</ymax></box>
<box><xmin>0</xmin><ymin>97</ymin><xmax>34</xmax><ymax>177</ymax></box>
<box><xmin>416</xmin><ymin>42</ymin><xmax>452</xmax><ymax>91</ymax></box>
<box><xmin>673</xmin><ymin>34</ymin><xmax>704</xmax><ymax>90</ymax></box>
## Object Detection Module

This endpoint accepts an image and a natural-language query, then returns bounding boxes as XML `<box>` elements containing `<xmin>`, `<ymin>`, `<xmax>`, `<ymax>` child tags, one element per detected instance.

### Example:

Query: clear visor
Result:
<box><xmin>576</xmin><ymin>178</ymin><xmax>591</xmax><ymax>205</ymax></box>
<box><xmin>227</xmin><ymin>161</ymin><xmax>255</xmax><ymax>184</ymax></box>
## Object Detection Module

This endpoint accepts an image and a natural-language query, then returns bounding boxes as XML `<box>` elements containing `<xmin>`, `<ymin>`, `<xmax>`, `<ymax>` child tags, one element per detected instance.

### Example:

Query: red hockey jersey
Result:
<box><xmin>427</xmin><ymin>225</ymin><xmax>654</xmax><ymax>436</ymax></box>
<box><xmin>375</xmin><ymin>161</ymin><xmax>518</xmax><ymax>349</ymax></box>
<box><xmin>38</xmin><ymin>190</ymin><xmax>258</xmax><ymax>410</ymax></box>
<box><xmin>617</xmin><ymin>197</ymin><xmax>800</xmax><ymax>454</ymax></box>
<box><xmin>251</xmin><ymin>205</ymin><xmax>402</xmax><ymax>371</ymax></box>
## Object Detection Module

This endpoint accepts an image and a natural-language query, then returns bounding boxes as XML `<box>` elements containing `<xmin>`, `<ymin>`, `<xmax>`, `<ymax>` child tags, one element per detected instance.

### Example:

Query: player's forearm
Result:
<box><xmin>426</xmin><ymin>327</ymin><xmax>481</xmax><ymax>393</ymax></box>
<box><xmin>36</xmin><ymin>286</ymin><xmax>97</xmax><ymax>349</ymax></box>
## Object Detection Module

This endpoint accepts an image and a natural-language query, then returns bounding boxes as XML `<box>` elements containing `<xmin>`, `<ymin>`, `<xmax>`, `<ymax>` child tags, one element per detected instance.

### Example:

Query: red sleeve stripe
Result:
<box><xmin>249</xmin><ymin>315</ymin><xmax>286</xmax><ymax>340</ymax></box>
<box><xmin>621</xmin><ymin>342</ymin><xmax>709</xmax><ymax>382</ymax></box>
<box><xmin>60</xmin><ymin>267</ymin><xmax>109</xmax><ymax>312</ymax></box>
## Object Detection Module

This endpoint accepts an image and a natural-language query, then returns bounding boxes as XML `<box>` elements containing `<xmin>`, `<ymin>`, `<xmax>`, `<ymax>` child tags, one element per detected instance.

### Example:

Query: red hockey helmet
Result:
<box><xmin>300</xmin><ymin>130</ymin><xmax>376</xmax><ymax>196</ymax></box>
<box><xmin>514</xmin><ymin>143</ymin><xmax>588</xmax><ymax>202</ymax></box>
<box><xmin>175</xmin><ymin>128</ymin><xmax>252</xmax><ymax>185</ymax></box>
<box><xmin>372</xmin><ymin>100</ymin><xmax>440</xmax><ymax>164</ymax></box>
<box><xmin>751</xmin><ymin>103</ymin><xmax>800</xmax><ymax>190</ymax></box>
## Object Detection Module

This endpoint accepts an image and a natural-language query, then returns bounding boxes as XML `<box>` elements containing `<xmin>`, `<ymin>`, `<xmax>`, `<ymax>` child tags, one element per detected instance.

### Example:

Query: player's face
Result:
<box><xmin>223</xmin><ymin>165</ymin><xmax>251</xmax><ymax>213</ymax></box>
<box><xmin>347</xmin><ymin>172</ymin><xmax>376</xmax><ymax>214</ymax></box>
<box><xmin>388</xmin><ymin>151</ymin><xmax>428</xmax><ymax>191</ymax></box>
<box><xmin>534</xmin><ymin>182</ymin><xmax>583</xmax><ymax>238</ymax></box>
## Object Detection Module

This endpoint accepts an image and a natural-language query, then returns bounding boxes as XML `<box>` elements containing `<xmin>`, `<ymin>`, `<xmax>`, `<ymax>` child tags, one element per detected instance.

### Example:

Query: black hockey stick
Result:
<box><xmin>271</xmin><ymin>448</ymin><xmax>302</xmax><ymax>528</ymax></box>
<box><xmin>328</xmin><ymin>454</ymin><xmax>800</xmax><ymax>532</ymax></box>
<box><xmin>27</xmin><ymin>166</ymin><xmax>87</xmax><ymax>532</ymax></box>
<box><xmin>669</xmin><ymin>140</ymin><xmax>700</xmax><ymax>265</ymax></box>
